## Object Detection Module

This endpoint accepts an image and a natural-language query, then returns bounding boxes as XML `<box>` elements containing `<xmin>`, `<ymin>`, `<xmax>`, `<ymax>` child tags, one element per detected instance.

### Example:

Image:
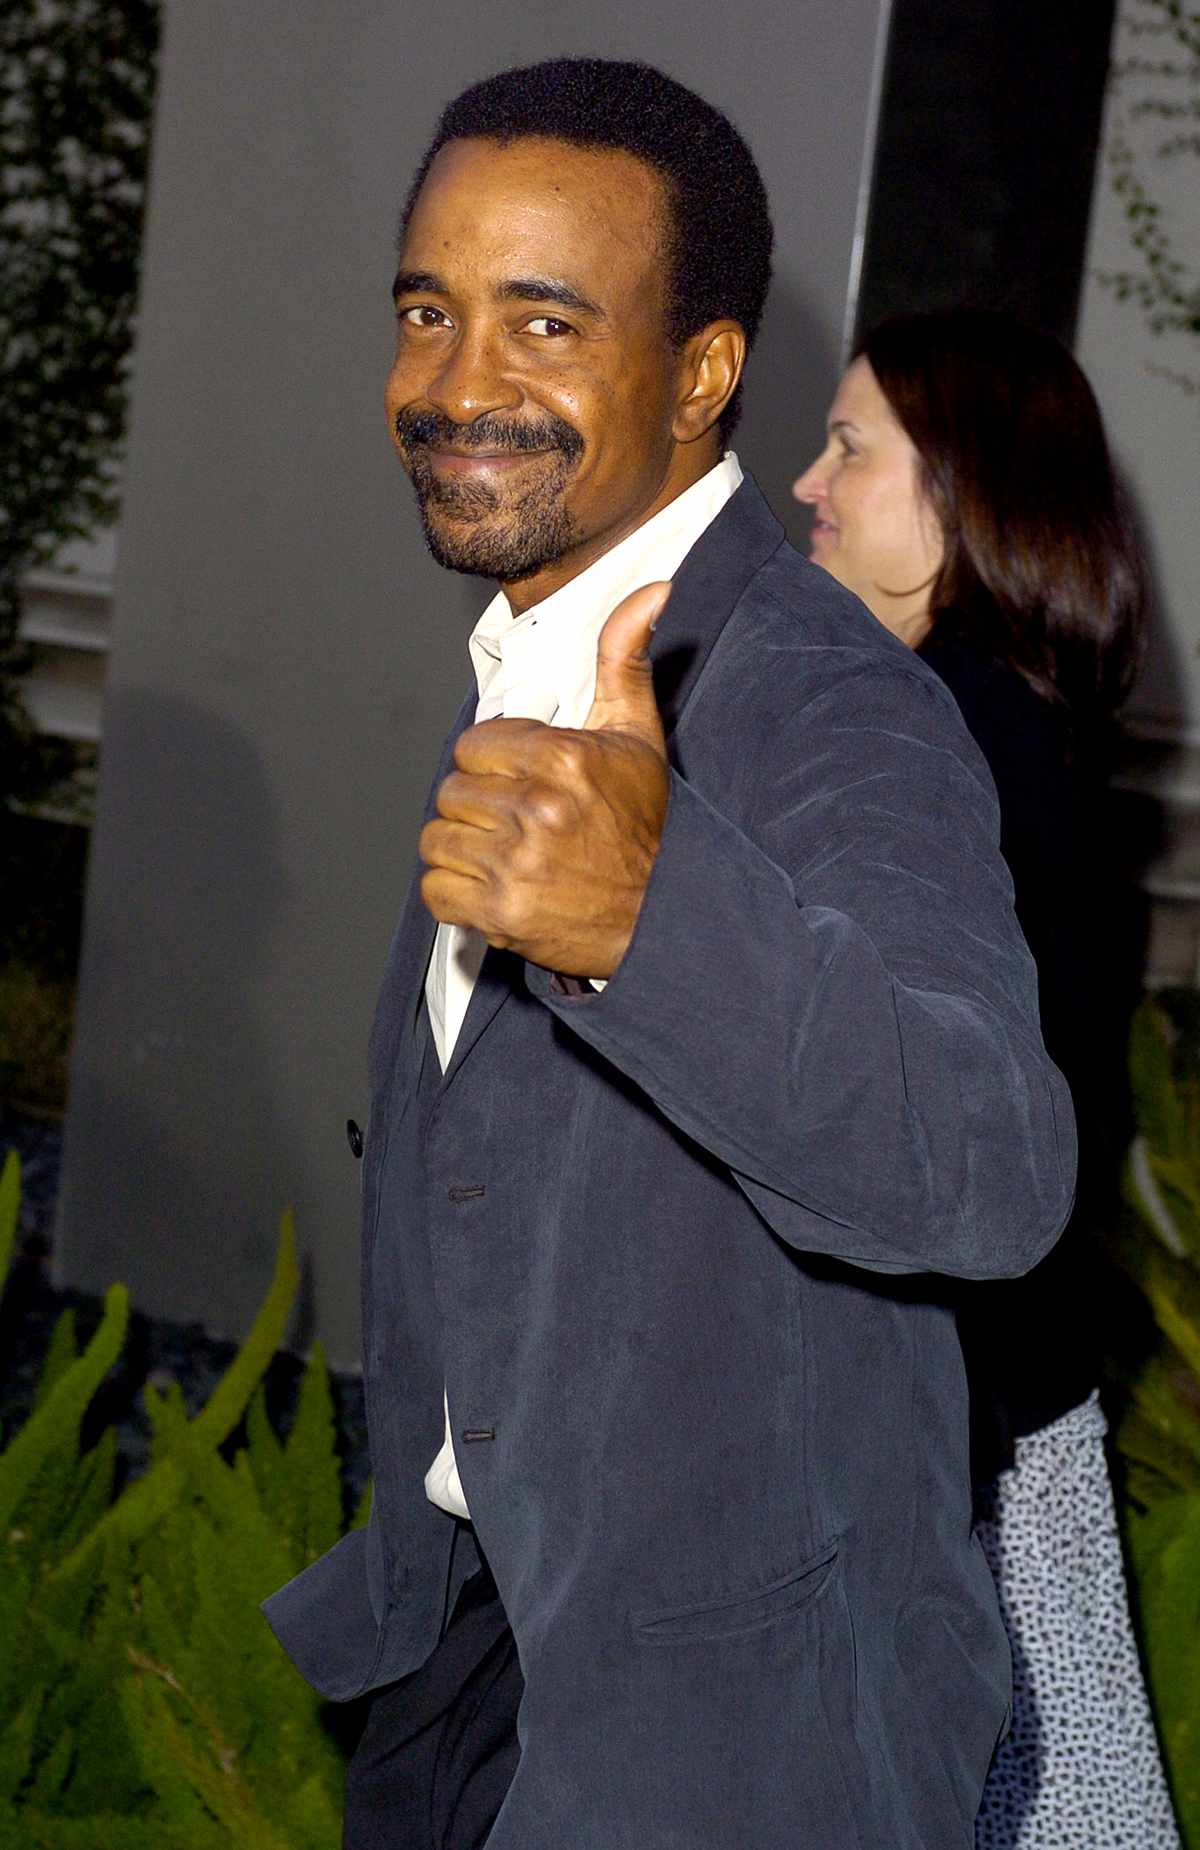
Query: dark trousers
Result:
<box><xmin>343</xmin><ymin>1563</ymin><xmax>523</xmax><ymax>1850</ymax></box>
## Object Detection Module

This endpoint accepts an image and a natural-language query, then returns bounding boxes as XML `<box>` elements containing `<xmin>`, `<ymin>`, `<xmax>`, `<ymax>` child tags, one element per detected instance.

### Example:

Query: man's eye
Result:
<box><xmin>399</xmin><ymin>305</ymin><xmax>452</xmax><ymax>329</ymax></box>
<box><xmin>524</xmin><ymin>316</ymin><xmax>573</xmax><ymax>338</ymax></box>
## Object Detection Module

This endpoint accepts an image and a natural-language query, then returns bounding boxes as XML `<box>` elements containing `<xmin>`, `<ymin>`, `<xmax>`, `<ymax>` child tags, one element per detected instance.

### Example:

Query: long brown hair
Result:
<box><xmin>856</xmin><ymin>309</ymin><xmax>1144</xmax><ymax>729</ymax></box>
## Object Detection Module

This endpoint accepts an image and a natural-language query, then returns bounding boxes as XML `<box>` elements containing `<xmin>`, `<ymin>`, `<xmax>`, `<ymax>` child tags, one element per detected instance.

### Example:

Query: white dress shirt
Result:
<box><xmin>423</xmin><ymin>452</ymin><xmax>744</xmax><ymax>1519</ymax></box>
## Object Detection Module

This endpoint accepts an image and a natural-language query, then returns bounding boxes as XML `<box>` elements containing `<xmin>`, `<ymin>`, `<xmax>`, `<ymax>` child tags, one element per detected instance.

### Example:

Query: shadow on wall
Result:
<box><xmin>1118</xmin><ymin>460</ymin><xmax>1189</xmax><ymax>738</ymax></box>
<box><xmin>737</xmin><ymin>269</ymin><xmax>839</xmax><ymax>553</ymax></box>
<box><xmin>56</xmin><ymin>688</ymin><xmax>321</xmax><ymax>1351</ymax></box>
<box><xmin>1107</xmin><ymin>461</ymin><xmax>1189</xmax><ymax>988</ymax></box>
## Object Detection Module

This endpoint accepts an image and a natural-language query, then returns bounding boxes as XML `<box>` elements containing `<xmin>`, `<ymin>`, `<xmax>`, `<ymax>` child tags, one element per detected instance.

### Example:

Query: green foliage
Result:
<box><xmin>1117</xmin><ymin>991</ymin><xmax>1200</xmax><ymax>1843</ymax></box>
<box><xmin>0</xmin><ymin>1148</ymin><xmax>17</xmax><ymax>1286</ymax></box>
<box><xmin>1126</xmin><ymin>1493</ymin><xmax>1200</xmax><ymax>1834</ymax></box>
<box><xmin>0</xmin><ymin>955</ymin><xmax>74</xmax><ymax>1115</ymax></box>
<box><xmin>0</xmin><ymin>1165</ymin><xmax>355</xmax><ymax>1847</ymax></box>
<box><xmin>1099</xmin><ymin>0</ymin><xmax>1200</xmax><ymax>402</ymax></box>
<box><xmin>0</xmin><ymin>794</ymin><xmax>90</xmax><ymax>1117</ymax></box>
<box><xmin>1</xmin><ymin>0</ymin><xmax>160</xmax><ymax>808</ymax></box>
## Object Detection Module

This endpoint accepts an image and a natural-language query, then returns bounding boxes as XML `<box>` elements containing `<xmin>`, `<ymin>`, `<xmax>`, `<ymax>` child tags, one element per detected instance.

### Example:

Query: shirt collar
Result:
<box><xmin>468</xmin><ymin>453</ymin><xmax>743</xmax><ymax>727</ymax></box>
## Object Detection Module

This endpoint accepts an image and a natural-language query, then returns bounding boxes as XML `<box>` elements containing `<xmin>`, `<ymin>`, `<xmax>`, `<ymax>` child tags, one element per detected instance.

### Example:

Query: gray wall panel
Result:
<box><xmin>57</xmin><ymin>0</ymin><xmax>887</xmax><ymax>1363</ymax></box>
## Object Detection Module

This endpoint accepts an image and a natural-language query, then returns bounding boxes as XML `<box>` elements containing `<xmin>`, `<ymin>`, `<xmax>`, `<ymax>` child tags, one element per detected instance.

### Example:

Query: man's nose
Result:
<box><xmin>426</xmin><ymin>328</ymin><xmax>518</xmax><ymax>425</ymax></box>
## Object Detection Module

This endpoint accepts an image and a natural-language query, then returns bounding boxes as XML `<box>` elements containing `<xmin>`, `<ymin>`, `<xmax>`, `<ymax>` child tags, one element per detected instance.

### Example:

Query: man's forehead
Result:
<box><xmin>403</xmin><ymin>134</ymin><xmax>669</xmax><ymax>268</ymax></box>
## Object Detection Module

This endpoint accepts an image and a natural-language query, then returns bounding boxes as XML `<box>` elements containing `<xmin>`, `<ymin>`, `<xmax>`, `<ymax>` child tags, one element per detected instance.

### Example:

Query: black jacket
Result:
<box><xmin>266</xmin><ymin>479</ymin><xmax>1074</xmax><ymax>1848</ymax></box>
<box><xmin>919</xmin><ymin>632</ymin><xmax>1121</xmax><ymax>1469</ymax></box>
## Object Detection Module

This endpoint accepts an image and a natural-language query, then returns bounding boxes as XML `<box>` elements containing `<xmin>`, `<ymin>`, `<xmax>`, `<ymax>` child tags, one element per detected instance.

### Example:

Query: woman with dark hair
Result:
<box><xmin>794</xmin><ymin>309</ymin><xmax>1178</xmax><ymax>1847</ymax></box>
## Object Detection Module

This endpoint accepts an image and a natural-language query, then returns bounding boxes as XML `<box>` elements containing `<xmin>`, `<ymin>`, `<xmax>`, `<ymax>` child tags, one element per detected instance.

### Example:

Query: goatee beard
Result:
<box><xmin>414</xmin><ymin>460</ymin><xmax>580</xmax><ymax>580</ymax></box>
<box><xmin>395</xmin><ymin>407</ymin><xmax>584</xmax><ymax>581</ymax></box>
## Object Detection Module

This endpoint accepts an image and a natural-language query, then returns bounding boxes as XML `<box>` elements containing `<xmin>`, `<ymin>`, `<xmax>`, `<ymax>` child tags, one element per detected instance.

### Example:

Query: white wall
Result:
<box><xmin>55</xmin><ymin>0</ymin><xmax>891</xmax><ymax>1364</ymax></box>
<box><xmin>19</xmin><ymin>529</ymin><xmax>117</xmax><ymax>753</ymax></box>
<box><xmin>1077</xmin><ymin>0</ymin><xmax>1200</xmax><ymax>745</ymax></box>
<box><xmin>1075</xmin><ymin>1</ymin><xmax>1200</xmax><ymax>985</ymax></box>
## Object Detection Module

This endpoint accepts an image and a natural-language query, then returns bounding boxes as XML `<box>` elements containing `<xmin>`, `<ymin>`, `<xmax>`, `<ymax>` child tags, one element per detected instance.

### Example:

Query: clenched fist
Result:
<box><xmin>419</xmin><ymin>580</ymin><xmax>672</xmax><ymax>977</ymax></box>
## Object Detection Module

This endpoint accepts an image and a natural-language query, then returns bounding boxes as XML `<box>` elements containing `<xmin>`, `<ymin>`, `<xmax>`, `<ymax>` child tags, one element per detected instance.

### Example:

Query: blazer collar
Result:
<box><xmin>367</xmin><ymin>684</ymin><xmax>476</xmax><ymax>1092</ymax></box>
<box><xmin>648</xmin><ymin>473</ymin><xmax>785</xmax><ymax>748</ymax></box>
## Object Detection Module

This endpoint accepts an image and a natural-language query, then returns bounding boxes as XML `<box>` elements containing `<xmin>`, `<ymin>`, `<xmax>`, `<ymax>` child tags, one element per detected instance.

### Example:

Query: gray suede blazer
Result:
<box><xmin>265</xmin><ymin>477</ymin><xmax>1075</xmax><ymax>1849</ymax></box>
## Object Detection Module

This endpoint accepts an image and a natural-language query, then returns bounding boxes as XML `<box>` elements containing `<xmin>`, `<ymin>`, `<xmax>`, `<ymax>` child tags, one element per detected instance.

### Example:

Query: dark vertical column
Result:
<box><xmin>854</xmin><ymin>0</ymin><xmax>1117</xmax><ymax>344</ymax></box>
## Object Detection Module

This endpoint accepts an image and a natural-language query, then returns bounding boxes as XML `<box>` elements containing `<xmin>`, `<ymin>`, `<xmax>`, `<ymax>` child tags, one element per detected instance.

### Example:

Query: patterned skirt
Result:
<box><xmin>974</xmin><ymin>1392</ymin><xmax>1180</xmax><ymax>1848</ymax></box>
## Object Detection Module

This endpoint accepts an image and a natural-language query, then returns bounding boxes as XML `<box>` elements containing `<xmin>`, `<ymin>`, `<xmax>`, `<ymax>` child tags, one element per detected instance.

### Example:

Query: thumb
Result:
<box><xmin>583</xmin><ymin>580</ymin><xmax>671</xmax><ymax>753</ymax></box>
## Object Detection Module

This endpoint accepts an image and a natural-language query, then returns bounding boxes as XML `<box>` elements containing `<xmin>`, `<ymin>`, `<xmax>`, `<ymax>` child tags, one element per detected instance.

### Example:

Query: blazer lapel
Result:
<box><xmin>436</xmin><ymin>945</ymin><xmax>520</xmax><ymax>1090</ymax></box>
<box><xmin>368</xmin><ymin>686</ymin><xmax>476</xmax><ymax>1092</ymax></box>
<box><xmin>648</xmin><ymin>474</ymin><xmax>785</xmax><ymax>753</ymax></box>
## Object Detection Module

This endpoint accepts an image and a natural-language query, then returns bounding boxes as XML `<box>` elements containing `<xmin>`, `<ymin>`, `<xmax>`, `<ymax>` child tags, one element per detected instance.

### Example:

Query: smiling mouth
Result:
<box><xmin>427</xmin><ymin>447</ymin><xmax>554</xmax><ymax>472</ymax></box>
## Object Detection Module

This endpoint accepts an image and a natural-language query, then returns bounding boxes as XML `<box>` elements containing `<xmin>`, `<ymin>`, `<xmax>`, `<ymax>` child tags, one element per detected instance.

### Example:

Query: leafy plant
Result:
<box><xmin>0</xmin><ymin>809</ymin><xmax>87</xmax><ymax>1114</ymax></box>
<box><xmin>1099</xmin><ymin>0</ymin><xmax>1200</xmax><ymax>401</ymax></box>
<box><xmin>1117</xmin><ymin>990</ymin><xmax>1200</xmax><ymax>1842</ymax></box>
<box><xmin>1</xmin><ymin>0</ymin><xmax>160</xmax><ymax>808</ymax></box>
<box><xmin>0</xmin><ymin>1149</ymin><xmax>362</xmax><ymax>1847</ymax></box>
<box><xmin>0</xmin><ymin>958</ymin><xmax>75</xmax><ymax>1114</ymax></box>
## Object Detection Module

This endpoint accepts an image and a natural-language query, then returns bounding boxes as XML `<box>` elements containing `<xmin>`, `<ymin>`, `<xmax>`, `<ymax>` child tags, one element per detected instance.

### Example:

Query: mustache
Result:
<box><xmin>394</xmin><ymin>406</ymin><xmax>584</xmax><ymax>464</ymax></box>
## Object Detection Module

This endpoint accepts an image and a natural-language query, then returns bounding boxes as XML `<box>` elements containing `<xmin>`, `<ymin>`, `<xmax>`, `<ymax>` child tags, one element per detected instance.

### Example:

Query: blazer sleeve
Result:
<box><xmin>524</xmin><ymin>657</ymin><xmax>1076</xmax><ymax>1281</ymax></box>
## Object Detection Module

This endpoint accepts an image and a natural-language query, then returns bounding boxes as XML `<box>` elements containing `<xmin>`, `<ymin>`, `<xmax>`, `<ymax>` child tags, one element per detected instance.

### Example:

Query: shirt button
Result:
<box><xmin>346</xmin><ymin>1119</ymin><xmax>364</xmax><ymax>1159</ymax></box>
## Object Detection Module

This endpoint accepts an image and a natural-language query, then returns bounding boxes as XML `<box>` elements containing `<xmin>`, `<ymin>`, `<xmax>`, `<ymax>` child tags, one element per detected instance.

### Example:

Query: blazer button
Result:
<box><xmin>447</xmin><ymin>1183</ymin><xmax>486</xmax><ymax>1204</ymax></box>
<box><xmin>346</xmin><ymin>1118</ymin><xmax>364</xmax><ymax>1159</ymax></box>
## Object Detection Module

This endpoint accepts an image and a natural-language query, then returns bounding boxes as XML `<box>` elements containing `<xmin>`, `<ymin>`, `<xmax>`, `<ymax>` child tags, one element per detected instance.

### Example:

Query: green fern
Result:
<box><xmin>0</xmin><ymin>1170</ymin><xmax>358</xmax><ymax>1847</ymax></box>
<box><xmin>124</xmin><ymin>1654</ymin><xmax>298</xmax><ymax>1850</ymax></box>
<box><xmin>0</xmin><ymin>1148</ymin><xmax>17</xmax><ymax>1288</ymax></box>
<box><xmin>1120</xmin><ymin>1349</ymin><xmax>1200</xmax><ymax>1506</ymax></box>
<box><xmin>244</xmin><ymin>1385</ymin><xmax>288</xmax><ymax>1518</ymax></box>
<box><xmin>31</xmin><ymin>1307</ymin><xmax>78</xmax><ymax>1410</ymax></box>
<box><xmin>56</xmin><ymin>1424</ymin><xmax>117</xmax><ymax>1557</ymax></box>
<box><xmin>0</xmin><ymin>1523</ymin><xmax>36</xmax><ymax>1726</ymax></box>
<box><xmin>279</xmin><ymin>1343</ymin><xmax>344</xmax><ymax>1564</ymax></box>
<box><xmin>1118</xmin><ymin>992</ymin><xmax>1200</xmax><ymax>1845</ymax></box>
<box><xmin>25</xmin><ymin>1725</ymin><xmax>75</xmax><ymax>1812</ymax></box>
<box><xmin>144</xmin><ymin>1373</ymin><xmax>191</xmax><ymax>1461</ymax></box>
<box><xmin>0</xmin><ymin>1692</ymin><xmax>39</xmax><ymax>1810</ymax></box>
<box><xmin>0</xmin><ymin>1284</ymin><xmax>129</xmax><ymax>1546</ymax></box>
<box><xmin>11</xmin><ymin>1815</ymin><xmax>167</xmax><ymax>1850</ymax></box>
<box><xmin>1127</xmin><ymin>1493</ymin><xmax>1200</xmax><ymax>1843</ymax></box>
<box><xmin>352</xmin><ymin>1477</ymin><xmax>373</xmax><ymax>1531</ymax></box>
<box><xmin>50</xmin><ymin>1210</ymin><xmax>298</xmax><ymax>1589</ymax></box>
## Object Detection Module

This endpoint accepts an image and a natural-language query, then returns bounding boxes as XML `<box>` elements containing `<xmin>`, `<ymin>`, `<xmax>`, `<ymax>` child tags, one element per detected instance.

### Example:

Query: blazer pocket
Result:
<box><xmin>631</xmin><ymin>1537</ymin><xmax>840</xmax><ymax>1644</ymax></box>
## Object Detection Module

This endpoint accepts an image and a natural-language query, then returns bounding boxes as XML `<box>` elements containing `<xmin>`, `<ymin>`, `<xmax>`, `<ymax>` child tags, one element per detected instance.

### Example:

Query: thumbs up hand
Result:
<box><xmin>583</xmin><ymin>580</ymin><xmax>671</xmax><ymax>749</ymax></box>
<box><xmin>419</xmin><ymin>582</ymin><xmax>672</xmax><ymax>977</ymax></box>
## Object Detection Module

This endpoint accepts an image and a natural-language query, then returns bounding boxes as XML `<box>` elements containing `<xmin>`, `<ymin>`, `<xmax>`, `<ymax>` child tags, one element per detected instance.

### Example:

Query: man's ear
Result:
<box><xmin>672</xmin><ymin>321</ymin><xmax>747</xmax><ymax>444</ymax></box>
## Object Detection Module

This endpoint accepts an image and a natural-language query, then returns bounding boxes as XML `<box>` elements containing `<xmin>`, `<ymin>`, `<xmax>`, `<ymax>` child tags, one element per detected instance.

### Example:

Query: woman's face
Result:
<box><xmin>792</xmin><ymin>356</ymin><xmax>943</xmax><ymax>647</ymax></box>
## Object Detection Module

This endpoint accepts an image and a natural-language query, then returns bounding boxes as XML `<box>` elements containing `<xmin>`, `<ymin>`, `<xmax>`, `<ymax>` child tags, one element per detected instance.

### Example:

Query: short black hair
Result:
<box><xmin>402</xmin><ymin>57</ymin><xmax>773</xmax><ymax>437</ymax></box>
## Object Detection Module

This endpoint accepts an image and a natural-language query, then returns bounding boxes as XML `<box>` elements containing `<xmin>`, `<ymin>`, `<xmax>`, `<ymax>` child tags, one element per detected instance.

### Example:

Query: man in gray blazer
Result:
<box><xmin>265</xmin><ymin>57</ymin><xmax>1075</xmax><ymax>1849</ymax></box>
